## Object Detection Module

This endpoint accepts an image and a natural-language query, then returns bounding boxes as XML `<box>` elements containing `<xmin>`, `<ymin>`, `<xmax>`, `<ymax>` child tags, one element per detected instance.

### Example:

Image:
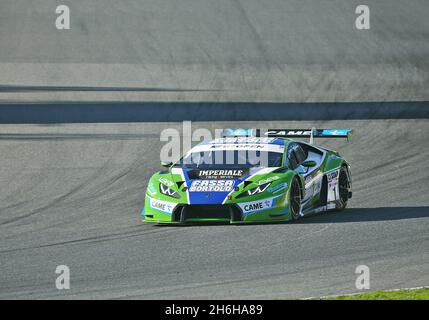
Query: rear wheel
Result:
<box><xmin>336</xmin><ymin>166</ymin><xmax>350</xmax><ymax>211</ymax></box>
<box><xmin>290</xmin><ymin>177</ymin><xmax>302</xmax><ymax>220</ymax></box>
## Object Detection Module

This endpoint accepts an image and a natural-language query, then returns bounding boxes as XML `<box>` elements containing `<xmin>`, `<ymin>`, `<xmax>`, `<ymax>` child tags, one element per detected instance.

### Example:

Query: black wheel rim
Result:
<box><xmin>290</xmin><ymin>179</ymin><xmax>301</xmax><ymax>218</ymax></box>
<box><xmin>339</xmin><ymin>169</ymin><xmax>349</xmax><ymax>203</ymax></box>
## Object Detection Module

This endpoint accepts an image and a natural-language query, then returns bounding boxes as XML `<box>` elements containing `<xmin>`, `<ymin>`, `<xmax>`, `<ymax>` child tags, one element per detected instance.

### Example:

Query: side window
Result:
<box><xmin>287</xmin><ymin>145</ymin><xmax>298</xmax><ymax>170</ymax></box>
<box><xmin>294</xmin><ymin>145</ymin><xmax>307</xmax><ymax>165</ymax></box>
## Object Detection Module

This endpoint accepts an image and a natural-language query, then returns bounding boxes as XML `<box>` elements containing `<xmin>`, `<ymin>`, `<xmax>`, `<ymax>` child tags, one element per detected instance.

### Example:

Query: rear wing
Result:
<box><xmin>265</xmin><ymin>129</ymin><xmax>353</xmax><ymax>143</ymax></box>
<box><xmin>222</xmin><ymin>128</ymin><xmax>353</xmax><ymax>144</ymax></box>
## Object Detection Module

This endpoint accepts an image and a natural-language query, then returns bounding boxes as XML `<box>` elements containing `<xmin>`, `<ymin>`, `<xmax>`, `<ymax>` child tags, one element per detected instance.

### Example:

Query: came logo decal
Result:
<box><xmin>238</xmin><ymin>198</ymin><xmax>275</xmax><ymax>214</ymax></box>
<box><xmin>149</xmin><ymin>197</ymin><xmax>176</xmax><ymax>214</ymax></box>
<box><xmin>244</xmin><ymin>201</ymin><xmax>265</xmax><ymax>211</ymax></box>
<box><xmin>265</xmin><ymin>130</ymin><xmax>311</xmax><ymax>136</ymax></box>
<box><xmin>189</xmin><ymin>180</ymin><xmax>235</xmax><ymax>192</ymax></box>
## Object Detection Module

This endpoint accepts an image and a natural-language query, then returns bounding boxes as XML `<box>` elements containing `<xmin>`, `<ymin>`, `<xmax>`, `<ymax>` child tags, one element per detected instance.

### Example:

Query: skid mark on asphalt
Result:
<box><xmin>0</xmin><ymin>225</ymin><xmax>177</xmax><ymax>254</ymax></box>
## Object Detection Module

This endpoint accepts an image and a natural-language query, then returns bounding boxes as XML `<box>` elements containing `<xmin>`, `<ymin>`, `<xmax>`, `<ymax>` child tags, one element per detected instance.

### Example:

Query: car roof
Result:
<box><xmin>184</xmin><ymin>137</ymin><xmax>292</xmax><ymax>155</ymax></box>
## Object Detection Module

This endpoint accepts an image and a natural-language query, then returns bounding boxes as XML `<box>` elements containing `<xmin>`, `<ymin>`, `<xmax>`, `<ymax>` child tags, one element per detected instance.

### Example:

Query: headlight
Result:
<box><xmin>236</xmin><ymin>182</ymin><xmax>271</xmax><ymax>199</ymax></box>
<box><xmin>159</xmin><ymin>183</ymin><xmax>181</xmax><ymax>199</ymax></box>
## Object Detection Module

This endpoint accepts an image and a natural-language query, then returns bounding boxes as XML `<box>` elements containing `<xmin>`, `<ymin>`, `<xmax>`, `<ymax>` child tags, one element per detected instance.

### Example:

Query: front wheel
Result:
<box><xmin>290</xmin><ymin>177</ymin><xmax>302</xmax><ymax>220</ymax></box>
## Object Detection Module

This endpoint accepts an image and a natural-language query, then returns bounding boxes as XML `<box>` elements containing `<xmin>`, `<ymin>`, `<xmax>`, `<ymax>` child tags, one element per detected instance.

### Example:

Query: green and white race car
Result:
<box><xmin>141</xmin><ymin>128</ymin><xmax>352</xmax><ymax>224</ymax></box>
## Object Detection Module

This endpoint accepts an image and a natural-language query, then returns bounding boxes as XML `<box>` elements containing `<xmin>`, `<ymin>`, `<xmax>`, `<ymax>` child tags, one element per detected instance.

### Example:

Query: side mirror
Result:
<box><xmin>302</xmin><ymin>160</ymin><xmax>317</xmax><ymax>168</ymax></box>
<box><xmin>160</xmin><ymin>161</ymin><xmax>173</xmax><ymax>168</ymax></box>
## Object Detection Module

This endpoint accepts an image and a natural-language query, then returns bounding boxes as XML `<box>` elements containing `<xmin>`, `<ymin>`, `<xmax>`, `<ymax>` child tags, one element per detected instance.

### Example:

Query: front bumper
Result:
<box><xmin>142</xmin><ymin>196</ymin><xmax>291</xmax><ymax>224</ymax></box>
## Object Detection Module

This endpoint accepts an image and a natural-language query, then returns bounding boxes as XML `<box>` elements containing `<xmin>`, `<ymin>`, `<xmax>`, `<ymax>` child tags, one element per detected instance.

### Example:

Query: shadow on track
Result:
<box><xmin>299</xmin><ymin>206</ymin><xmax>429</xmax><ymax>224</ymax></box>
<box><xmin>152</xmin><ymin>207</ymin><xmax>429</xmax><ymax>227</ymax></box>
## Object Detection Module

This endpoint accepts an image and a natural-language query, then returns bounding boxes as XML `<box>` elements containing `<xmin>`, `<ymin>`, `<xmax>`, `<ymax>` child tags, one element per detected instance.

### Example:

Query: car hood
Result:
<box><xmin>169</xmin><ymin>167</ymin><xmax>279</xmax><ymax>204</ymax></box>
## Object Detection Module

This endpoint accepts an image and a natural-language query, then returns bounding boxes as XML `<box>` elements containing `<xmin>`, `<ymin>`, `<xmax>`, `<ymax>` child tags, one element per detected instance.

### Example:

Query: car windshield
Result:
<box><xmin>174</xmin><ymin>150</ymin><xmax>283</xmax><ymax>168</ymax></box>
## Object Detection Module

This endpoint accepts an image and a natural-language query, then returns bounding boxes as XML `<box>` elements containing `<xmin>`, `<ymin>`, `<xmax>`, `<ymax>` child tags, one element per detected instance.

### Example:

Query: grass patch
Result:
<box><xmin>325</xmin><ymin>288</ymin><xmax>429</xmax><ymax>300</ymax></box>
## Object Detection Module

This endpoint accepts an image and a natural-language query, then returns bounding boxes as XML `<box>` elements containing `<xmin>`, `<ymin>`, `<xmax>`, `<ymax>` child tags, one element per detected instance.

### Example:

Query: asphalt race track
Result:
<box><xmin>1</xmin><ymin>0</ymin><xmax>429</xmax><ymax>102</ymax></box>
<box><xmin>0</xmin><ymin>119</ymin><xmax>428</xmax><ymax>299</ymax></box>
<box><xmin>0</xmin><ymin>0</ymin><xmax>429</xmax><ymax>299</ymax></box>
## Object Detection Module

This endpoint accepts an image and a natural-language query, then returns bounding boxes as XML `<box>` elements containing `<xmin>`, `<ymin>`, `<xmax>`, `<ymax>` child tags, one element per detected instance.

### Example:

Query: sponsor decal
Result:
<box><xmin>314</xmin><ymin>203</ymin><xmax>339</xmax><ymax>213</ymax></box>
<box><xmin>265</xmin><ymin>129</ymin><xmax>351</xmax><ymax>138</ymax></box>
<box><xmin>327</xmin><ymin>170</ymin><xmax>339</xmax><ymax>182</ymax></box>
<box><xmin>268</xmin><ymin>182</ymin><xmax>287</xmax><ymax>193</ymax></box>
<box><xmin>314</xmin><ymin>181</ymin><xmax>322</xmax><ymax>194</ymax></box>
<box><xmin>305</xmin><ymin>173</ymin><xmax>323</xmax><ymax>189</ymax></box>
<box><xmin>149</xmin><ymin>197</ymin><xmax>176</xmax><ymax>214</ymax></box>
<box><xmin>190</xmin><ymin>142</ymin><xmax>283</xmax><ymax>154</ymax></box>
<box><xmin>211</xmin><ymin>137</ymin><xmax>276</xmax><ymax>144</ymax></box>
<box><xmin>244</xmin><ymin>201</ymin><xmax>268</xmax><ymax>211</ymax></box>
<box><xmin>238</xmin><ymin>197</ymin><xmax>276</xmax><ymax>214</ymax></box>
<box><xmin>304</xmin><ymin>175</ymin><xmax>313</xmax><ymax>184</ymax></box>
<box><xmin>159</xmin><ymin>177</ymin><xmax>174</xmax><ymax>187</ymax></box>
<box><xmin>189</xmin><ymin>180</ymin><xmax>235</xmax><ymax>192</ymax></box>
<box><xmin>257</xmin><ymin>176</ymin><xmax>280</xmax><ymax>185</ymax></box>
<box><xmin>265</xmin><ymin>130</ymin><xmax>312</xmax><ymax>137</ymax></box>
<box><xmin>210</xmin><ymin>144</ymin><xmax>265</xmax><ymax>150</ymax></box>
<box><xmin>222</xmin><ymin>128</ymin><xmax>254</xmax><ymax>137</ymax></box>
<box><xmin>189</xmin><ymin>169</ymin><xmax>246</xmax><ymax>179</ymax></box>
<box><xmin>322</xmin><ymin>129</ymin><xmax>350</xmax><ymax>136</ymax></box>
